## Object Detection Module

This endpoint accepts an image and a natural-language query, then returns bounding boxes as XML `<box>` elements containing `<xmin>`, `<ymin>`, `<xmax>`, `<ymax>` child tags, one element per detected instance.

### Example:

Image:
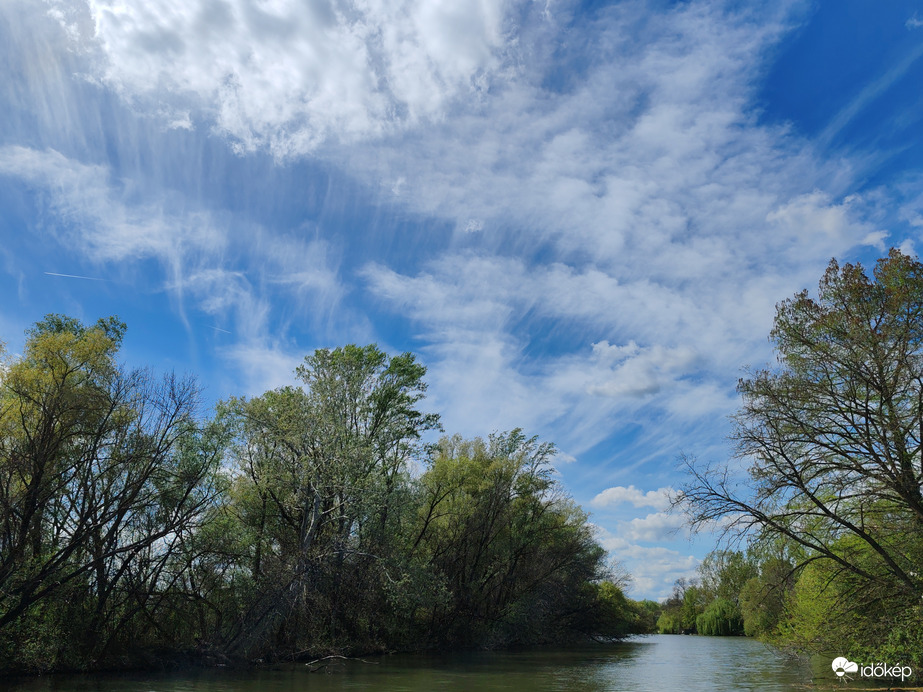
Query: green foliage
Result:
<box><xmin>696</xmin><ymin>598</ymin><xmax>743</xmax><ymax>636</ymax></box>
<box><xmin>411</xmin><ymin>430</ymin><xmax>622</xmax><ymax>646</ymax></box>
<box><xmin>587</xmin><ymin>581</ymin><xmax>635</xmax><ymax>638</ymax></box>
<box><xmin>631</xmin><ymin>599</ymin><xmax>662</xmax><ymax>634</ymax></box>
<box><xmin>0</xmin><ymin>315</ymin><xmax>221</xmax><ymax>671</ymax></box>
<box><xmin>656</xmin><ymin>611</ymin><xmax>682</xmax><ymax>634</ymax></box>
<box><xmin>681</xmin><ymin>250</ymin><xmax>923</xmax><ymax>665</ymax></box>
<box><xmin>215</xmin><ymin>344</ymin><xmax>442</xmax><ymax>656</ymax></box>
<box><xmin>0</xmin><ymin>324</ymin><xmax>638</xmax><ymax>672</ymax></box>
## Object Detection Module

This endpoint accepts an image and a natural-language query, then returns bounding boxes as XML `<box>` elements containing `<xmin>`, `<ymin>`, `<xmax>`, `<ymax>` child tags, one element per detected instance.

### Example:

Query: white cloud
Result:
<box><xmin>0</xmin><ymin>145</ymin><xmax>223</xmax><ymax>270</ymax></box>
<box><xmin>69</xmin><ymin>0</ymin><xmax>516</xmax><ymax>157</ymax></box>
<box><xmin>221</xmin><ymin>341</ymin><xmax>304</xmax><ymax>395</ymax></box>
<box><xmin>351</xmin><ymin>2</ymin><xmax>892</xmax><ymax>458</ymax></box>
<box><xmin>623</xmin><ymin>511</ymin><xmax>686</xmax><ymax>542</ymax></box>
<box><xmin>817</xmin><ymin>40</ymin><xmax>923</xmax><ymax>147</ymax></box>
<box><xmin>593</xmin><ymin>524</ymin><xmax>698</xmax><ymax>599</ymax></box>
<box><xmin>591</xmin><ymin>485</ymin><xmax>673</xmax><ymax>511</ymax></box>
<box><xmin>8</xmin><ymin>0</ymin><xmax>912</xmax><ymax>596</ymax></box>
<box><xmin>766</xmin><ymin>191</ymin><xmax>888</xmax><ymax>256</ymax></box>
<box><xmin>587</xmin><ymin>341</ymin><xmax>698</xmax><ymax>399</ymax></box>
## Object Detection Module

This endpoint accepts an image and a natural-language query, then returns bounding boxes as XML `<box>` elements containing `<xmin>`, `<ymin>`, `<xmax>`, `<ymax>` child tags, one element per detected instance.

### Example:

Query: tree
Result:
<box><xmin>698</xmin><ymin>550</ymin><xmax>756</xmax><ymax>607</ymax></box>
<box><xmin>0</xmin><ymin>315</ymin><xmax>219</xmax><ymax>669</ymax></box>
<box><xmin>697</xmin><ymin>598</ymin><xmax>742</xmax><ymax>636</ymax></box>
<box><xmin>220</xmin><ymin>344</ymin><xmax>440</xmax><ymax>655</ymax></box>
<box><xmin>738</xmin><ymin>555</ymin><xmax>793</xmax><ymax>637</ymax></box>
<box><xmin>679</xmin><ymin>250</ymin><xmax>923</xmax><ymax>652</ymax></box>
<box><xmin>412</xmin><ymin>431</ymin><xmax>611</xmax><ymax>646</ymax></box>
<box><xmin>694</xmin><ymin>550</ymin><xmax>755</xmax><ymax>636</ymax></box>
<box><xmin>656</xmin><ymin>577</ymin><xmax>700</xmax><ymax>634</ymax></box>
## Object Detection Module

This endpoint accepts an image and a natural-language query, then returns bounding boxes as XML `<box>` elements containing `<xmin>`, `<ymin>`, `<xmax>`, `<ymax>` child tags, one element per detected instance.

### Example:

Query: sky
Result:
<box><xmin>2</xmin><ymin>0</ymin><xmax>923</xmax><ymax>600</ymax></box>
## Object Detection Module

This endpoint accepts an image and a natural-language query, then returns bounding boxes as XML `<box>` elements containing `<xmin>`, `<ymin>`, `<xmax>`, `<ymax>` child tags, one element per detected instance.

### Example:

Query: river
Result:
<box><xmin>7</xmin><ymin>635</ymin><xmax>826</xmax><ymax>691</ymax></box>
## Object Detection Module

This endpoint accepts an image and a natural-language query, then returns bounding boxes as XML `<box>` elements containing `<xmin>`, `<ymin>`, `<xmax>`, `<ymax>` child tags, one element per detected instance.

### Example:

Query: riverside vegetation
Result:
<box><xmin>0</xmin><ymin>319</ymin><xmax>652</xmax><ymax>673</ymax></box>
<box><xmin>664</xmin><ymin>250</ymin><xmax>923</xmax><ymax>680</ymax></box>
<box><xmin>2</xmin><ymin>250</ymin><xmax>923</xmax><ymax>677</ymax></box>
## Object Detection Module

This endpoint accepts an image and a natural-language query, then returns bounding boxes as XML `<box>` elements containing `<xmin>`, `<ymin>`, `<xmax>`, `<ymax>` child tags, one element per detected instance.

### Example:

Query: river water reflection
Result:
<box><xmin>9</xmin><ymin>635</ymin><xmax>819</xmax><ymax>692</ymax></box>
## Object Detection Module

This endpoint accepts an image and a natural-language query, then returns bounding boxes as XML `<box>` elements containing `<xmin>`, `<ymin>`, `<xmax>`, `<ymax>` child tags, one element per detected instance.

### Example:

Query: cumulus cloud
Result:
<box><xmin>766</xmin><ymin>191</ymin><xmax>888</xmax><ymax>256</ymax></box>
<box><xmin>591</xmin><ymin>485</ymin><xmax>673</xmax><ymax>511</ymax></box>
<box><xmin>623</xmin><ymin>511</ymin><xmax>686</xmax><ymax>542</ymax></box>
<box><xmin>594</xmin><ymin>525</ymin><xmax>698</xmax><ymax>598</ymax></box>
<box><xmin>587</xmin><ymin>341</ymin><xmax>698</xmax><ymax>399</ymax></box>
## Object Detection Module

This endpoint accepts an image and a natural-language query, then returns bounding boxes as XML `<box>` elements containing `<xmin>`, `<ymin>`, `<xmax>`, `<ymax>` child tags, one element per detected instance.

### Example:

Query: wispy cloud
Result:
<box><xmin>0</xmin><ymin>144</ymin><xmax>341</xmax><ymax>394</ymax></box>
<box><xmin>13</xmin><ymin>1</ymin><xmax>888</xmax><ymax>457</ymax></box>
<box><xmin>352</xmin><ymin>1</ymin><xmax>887</xmax><ymax>461</ymax></box>
<box><xmin>0</xmin><ymin>146</ymin><xmax>223</xmax><ymax>270</ymax></box>
<box><xmin>817</xmin><ymin>41</ymin><xmax>923</xmax><ymax>148</ymax></box>
<box><xmin>3</xmin><ymin>0</ymin><xmax>916</xmax><ymax>599</ymax></box>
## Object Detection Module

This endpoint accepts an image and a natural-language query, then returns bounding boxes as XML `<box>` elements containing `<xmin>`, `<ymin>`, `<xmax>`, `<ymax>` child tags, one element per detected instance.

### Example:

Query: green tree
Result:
<box><xmin>0</xmin><ymin>315</ymin><xmax>219</xmax><ymax>670</ymax></box>
<box><xmin>698</xmin><ymin>550</ymin><xmax>756</xmax><ymax>606</ymax></box>
<box><xmin>220</xmin><ymin>344</ymin><xmax>440</xmax><ymax>656</ymax></box>
<box><xmin>693</xmin><ymin>549</ymin><xmax>756</xmax><ymax>636</ymax></box>
<box><xmin>696</xmin><ymin>598</ymin><xmax>742</xmax><ymax>636</ymax></box>
<box><xmin>412</xmin><ymin>431</ymin><xmax>613</xmax><ymax>646</ymax></box>
<box><xmin>680</xmin><ymin>249</ymin><xmax>923</xmax><ymax>659</ymax></box>
<box><xmin>738</xmin><ymin>556</ymin><xmax>793</xmax><ymax>637</ymax></box>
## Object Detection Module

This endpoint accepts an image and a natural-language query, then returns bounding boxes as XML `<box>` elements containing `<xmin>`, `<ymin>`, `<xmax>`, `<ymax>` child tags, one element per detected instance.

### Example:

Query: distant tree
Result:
<box><xmin>657</xmin><ymin>577</ymin><xmax>702</xmax><ymax>633</ymax></box>
<box><xmin>693</xmin><ymin>550</ymin><xmax>756</xmax><ymax>636</ymax></box>
<box><xmin>698</xmin><ymin>550</ymin><xmax>756</xmax><ymax>607</ymax></box>
<box><xmin>632</xmin><ymin>599</ymin><xmax>662</xmax><ymax>633</ymax></box>
<box><xmin>738</xmin><ymin>555</ymin><xmax>793</xmax><ymax>637</ymax></box>
<box><xmin>696</xmin><ymin>598</ymin><xmax>742</xmax><ymax>636</ymax></box>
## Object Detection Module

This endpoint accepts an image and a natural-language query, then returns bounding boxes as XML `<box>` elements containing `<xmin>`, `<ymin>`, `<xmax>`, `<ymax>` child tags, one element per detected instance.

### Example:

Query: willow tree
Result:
<box><xmin>0</xmin><ymin>315</ymin><xmax>218</xmax><ymax>669</ymax></box>
<box><xmin>680</xmin><ymin>250</ymin><xmax>923</xmax><ymax>653</ymax></box>
<box><xmin>412</xmin><ymin>430</ymin><xmax>610</xmax><ymax>646</ymax></box>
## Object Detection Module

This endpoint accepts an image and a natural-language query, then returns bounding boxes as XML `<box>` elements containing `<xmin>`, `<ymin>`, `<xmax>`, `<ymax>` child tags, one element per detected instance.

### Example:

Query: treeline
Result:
<box><xmin>674</xmin><ymin>250</ymin><xmax>923</xmax><ymax>675</ymax></box>
<box><xmin>0</xmin><ymin>315</ymin><xmax>649</xmax><ymax>673</ymax></box>
<box><xmin>655</xmin><ymin>547</ymin><xmax>798</xmax><ymax>639</ymax></box>
<box><xmin>660</xmin><ymin>537</ymin><xmax>922</xmax><ymax>674</ymax></box>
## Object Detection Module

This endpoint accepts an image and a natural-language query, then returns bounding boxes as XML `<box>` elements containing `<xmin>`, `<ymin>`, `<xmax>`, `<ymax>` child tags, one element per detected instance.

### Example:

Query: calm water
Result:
<box><xmin>7</xmin><ymin>635</ymin><xmax>823</xmax><ymax>692</ymax></box>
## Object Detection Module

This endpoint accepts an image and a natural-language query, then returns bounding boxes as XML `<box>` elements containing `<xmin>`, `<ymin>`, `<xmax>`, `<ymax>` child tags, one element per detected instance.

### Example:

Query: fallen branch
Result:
<box><xmin>305</xmin><ymin>654</ymin><xmax>380</xmax><ymax>672</ymax></box>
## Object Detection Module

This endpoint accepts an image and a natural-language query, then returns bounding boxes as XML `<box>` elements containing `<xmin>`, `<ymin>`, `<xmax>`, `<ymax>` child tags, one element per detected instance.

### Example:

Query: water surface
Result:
<box><xmin>8</xmin><ymin>635</ymin><xmax>818</xmax><ymax>691</ymax></box>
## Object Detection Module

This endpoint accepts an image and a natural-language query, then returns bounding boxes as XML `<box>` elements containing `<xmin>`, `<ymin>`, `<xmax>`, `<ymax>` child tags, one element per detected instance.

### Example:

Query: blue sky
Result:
<box><xmin>2</xmin><ymin>0</ymin><xmax>923</xmax><ymax>599</ymax></box>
